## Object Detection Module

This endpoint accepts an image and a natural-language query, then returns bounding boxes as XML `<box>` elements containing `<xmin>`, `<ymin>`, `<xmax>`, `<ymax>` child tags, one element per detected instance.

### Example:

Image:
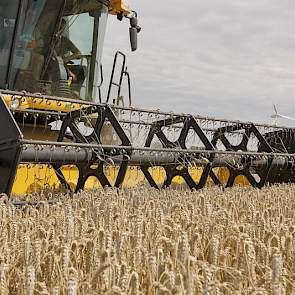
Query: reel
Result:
<box><xmin>1</xmin><ymin>90</ymin><xmax>295</xmax><ymax>196</ymax></box>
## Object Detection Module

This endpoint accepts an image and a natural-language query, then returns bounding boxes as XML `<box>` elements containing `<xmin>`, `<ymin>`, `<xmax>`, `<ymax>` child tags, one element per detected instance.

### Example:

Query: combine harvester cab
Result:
<box><xmin>0</xmin><ymin>0</ymin><xmax>295</xmax><ymax>197</ymax></box>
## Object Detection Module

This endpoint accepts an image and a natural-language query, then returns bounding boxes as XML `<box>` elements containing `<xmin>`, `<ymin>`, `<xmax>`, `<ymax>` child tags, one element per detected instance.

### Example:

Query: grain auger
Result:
<box><xmin>1</xmin><ymin>0</ymin><xmax>295</xmax><ymax>196</ymax></box>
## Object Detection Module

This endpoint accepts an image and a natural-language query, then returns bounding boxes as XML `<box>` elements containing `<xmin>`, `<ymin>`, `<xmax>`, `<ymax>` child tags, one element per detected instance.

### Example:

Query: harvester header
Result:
<box><xmin>2</xmin><ymin>90</ymin><xmax>295</xmax><ymax>196</ymax></box>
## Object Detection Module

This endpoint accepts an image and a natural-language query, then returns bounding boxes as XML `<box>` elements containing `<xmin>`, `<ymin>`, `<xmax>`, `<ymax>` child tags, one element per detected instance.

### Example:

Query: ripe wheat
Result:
<box><xmin>0</xmin><ymin>184</ymin><xmax>294</xmax><ymax>294</ymax></box>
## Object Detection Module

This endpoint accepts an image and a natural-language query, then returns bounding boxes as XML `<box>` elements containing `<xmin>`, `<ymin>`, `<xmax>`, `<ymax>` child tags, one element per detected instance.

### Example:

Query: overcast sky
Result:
<box><xmin>102</xmin><ymin>0</ymin><xmax>295</xmax><ymax>125</ymax></box>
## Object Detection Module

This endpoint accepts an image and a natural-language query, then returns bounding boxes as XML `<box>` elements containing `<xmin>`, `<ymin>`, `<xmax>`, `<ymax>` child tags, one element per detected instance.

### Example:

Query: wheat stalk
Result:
<box><xmin>1</xmin><ymin>185</ymin><xmax>294</xmax><ymax>294</ymax></box>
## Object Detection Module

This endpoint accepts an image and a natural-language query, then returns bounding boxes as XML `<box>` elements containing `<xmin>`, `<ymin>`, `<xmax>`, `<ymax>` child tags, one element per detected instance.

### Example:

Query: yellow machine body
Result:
<box><xmin>3</xmin><ymin>94</ymin><xmax>89</xmax><ymax>113</ymax></box>
<box><xmin>109</xmin><ymin>0</ymin><xmax>131</xmax><ymax>16</ymax></box>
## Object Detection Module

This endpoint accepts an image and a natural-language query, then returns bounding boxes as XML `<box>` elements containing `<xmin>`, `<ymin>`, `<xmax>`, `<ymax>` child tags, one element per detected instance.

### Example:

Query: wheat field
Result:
<box><xmin>0</xmin><ymin>185</ymin><xmax>295</xmax><ymax>294</ymax></box>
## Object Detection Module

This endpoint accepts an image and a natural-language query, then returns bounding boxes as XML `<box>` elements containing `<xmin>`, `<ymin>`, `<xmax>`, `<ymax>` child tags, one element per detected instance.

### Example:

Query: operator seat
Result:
<box><xmin>66</xmin><ymin>63</ymin><xmax>87</xmax><ymax>96</ymax></box>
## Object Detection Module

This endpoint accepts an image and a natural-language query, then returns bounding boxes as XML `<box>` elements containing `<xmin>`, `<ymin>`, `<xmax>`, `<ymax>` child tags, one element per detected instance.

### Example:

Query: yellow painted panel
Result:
<box><xmin>3</xmin><ymin>94</ymin><xmax>89</xmax><ymax>113</ymax></box>
<box><xmin>109</xmin><ymin>0</ymin><xmax>131</xmax><ymax>16</ymax></box>
<box><xmin>11</xmin><ymin>165</ymin><xmax>250</xmax><ymax>196</ymax></box>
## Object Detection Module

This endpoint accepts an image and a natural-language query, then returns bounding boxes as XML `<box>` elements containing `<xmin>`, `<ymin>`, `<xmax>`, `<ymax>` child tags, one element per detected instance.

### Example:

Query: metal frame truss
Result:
<box><xmin>141</xmin><ymin>115</ymin><xmax>215</xmax><ymax>189</ymax></box>
<box><xmin>53</xmin><ymin>104</ymin><xmax>132</xmax><ymax>192</ymax></box>
<box><xmin>210</xmin><ymin>123</ymin><xmax>274</xmax><ymax>188</ymax></box>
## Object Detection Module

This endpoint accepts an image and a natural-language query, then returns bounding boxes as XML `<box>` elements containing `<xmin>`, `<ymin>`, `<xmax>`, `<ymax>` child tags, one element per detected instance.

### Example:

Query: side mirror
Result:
<box><xmin>129</xmin><ymin>27</ymin><xmax>138</xmax><ymax>52</ymax></box>
<box><xmin>129</xmin><ymin>16</ymin><xmax>141</xmax><ymax>52</ymax></box>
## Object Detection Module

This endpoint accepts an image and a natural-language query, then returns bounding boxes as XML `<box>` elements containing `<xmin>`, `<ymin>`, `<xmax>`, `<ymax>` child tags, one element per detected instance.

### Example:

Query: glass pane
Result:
<box><xmin>9</xmin><ymin>0</ymin><xmax>109</xmax><ymax>101</ymax></box>
<box><xmin>65</xmin><ymin>13</ymin><xmax>94</xmax><ymax>99</ymax></box>
<box><xmin>0</xmin><ymin>0</ymin><xmax>19</xmax><ymax>88</ymax></box>
<box><xmin>93</xmin><ymin>7</ymin><xmax>108</xmax><ymax>102</ymax></box>
<box><xmin>69</xmin><ymin>13</ymin><xmax>93</xmax><ymax>56</ymax></box>
<box><xmin>10</xmin><ymin>0</ymin><xmax>63</xmax><ymax>94</ymax></box>
<box><xmin>65</xmin><ymin>6</ymin><xmax>108</xmax><ymax>100</ymax></box>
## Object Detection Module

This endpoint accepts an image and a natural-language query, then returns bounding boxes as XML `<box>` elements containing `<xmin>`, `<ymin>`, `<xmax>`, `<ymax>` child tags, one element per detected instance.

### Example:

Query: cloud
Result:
<box><xmin>101</xmin><ymin>0</ymin><xmax>295</xmax><ymax>124</ymax></box>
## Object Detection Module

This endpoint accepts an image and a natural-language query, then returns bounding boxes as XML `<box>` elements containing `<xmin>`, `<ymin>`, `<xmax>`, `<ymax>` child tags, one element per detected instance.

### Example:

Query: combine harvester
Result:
<box><xmin>0</xmin><ymin>0</ymin><xmax>295</xmax><ymax>196</ymax></box>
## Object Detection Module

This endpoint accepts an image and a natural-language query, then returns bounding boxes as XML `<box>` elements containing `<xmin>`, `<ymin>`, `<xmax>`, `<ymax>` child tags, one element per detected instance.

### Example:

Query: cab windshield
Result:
<box><xmin>0</xmin><ymin>0</ymin><xmax>109</xmax><ymax>101</ymax></box>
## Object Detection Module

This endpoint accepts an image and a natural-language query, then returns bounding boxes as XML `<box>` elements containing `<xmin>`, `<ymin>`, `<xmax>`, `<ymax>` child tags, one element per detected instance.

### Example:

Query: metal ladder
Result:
<box><xmin>106</xmin><ymin>51</ymin><xmax>132</xmax><ymax>107</ymax></box>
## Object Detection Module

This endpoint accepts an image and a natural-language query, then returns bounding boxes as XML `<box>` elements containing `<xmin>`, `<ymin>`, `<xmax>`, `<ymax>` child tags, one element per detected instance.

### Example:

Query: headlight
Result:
<box><xmin>10</xmin><ymin>97</ymin><xmax>20</xmax><ymax>110</ymax></box>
